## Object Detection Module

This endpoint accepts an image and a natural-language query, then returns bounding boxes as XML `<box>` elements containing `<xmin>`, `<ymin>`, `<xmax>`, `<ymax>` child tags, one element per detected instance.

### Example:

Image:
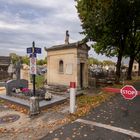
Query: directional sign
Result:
<box><xmin>27</xmin><ymin>47</ymin><xmax>41</xmax><ymax>54</ymax></box>
<box><xmin>35</xmin><ymin>47</ymin><xmax>41</xmax><ymax>54</ymax></box>
<box><xmin>30</xmin><ymin>53</ymin><xmax>36</xmax><ymax>57</ymax></box>
<box><xmin>121</xmin><ymin>85</ymin><xmax>138</xmax><ymax>100</ymax></box>
<box><xmin>30</xmin><ymin>56</ymin><xmax>36</xmax><ymax>75</ymax></box>
<box><xmin>27</xmin><ymin>47</ymin><xmax>32</xmax><ymax>54</ymax></box>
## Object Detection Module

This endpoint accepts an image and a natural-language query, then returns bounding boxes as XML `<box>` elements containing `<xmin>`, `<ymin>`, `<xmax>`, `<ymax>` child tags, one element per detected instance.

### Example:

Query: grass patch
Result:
<box><xmin>0</xmin><ymin>99</ymin><xmax>5</xmax><ymax>104</ymax></box>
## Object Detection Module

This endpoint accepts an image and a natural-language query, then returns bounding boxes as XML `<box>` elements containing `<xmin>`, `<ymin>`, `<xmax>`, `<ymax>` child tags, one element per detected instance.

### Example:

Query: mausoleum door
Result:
<box><xmin>80</xmin><ymin>63</ymin><xmax>84</xmax><ymax>88</ymax></box>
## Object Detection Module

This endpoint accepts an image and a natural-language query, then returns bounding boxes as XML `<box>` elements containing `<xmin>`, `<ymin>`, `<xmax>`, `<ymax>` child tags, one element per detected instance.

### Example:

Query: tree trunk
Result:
<box><xmin>138</xmin><ymin>60</ymin><xmax>140</xmax><ymax>76</ymax></box>
<box><xmin>127</xmin><ymin>55</ymin><xmax>135</xmax><ymax>80</ymax></box>
<box><xmin>115</xmin><ymin>50</ymin><xmax>123</xmax><ymax>83</ymax></box>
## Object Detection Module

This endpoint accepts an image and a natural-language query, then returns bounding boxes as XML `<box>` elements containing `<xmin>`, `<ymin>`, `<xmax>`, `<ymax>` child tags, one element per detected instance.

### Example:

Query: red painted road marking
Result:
<box><xmin>103</xmin><ymin>87</ymin><xmax>120</xmax><ymax>93</ymax></box>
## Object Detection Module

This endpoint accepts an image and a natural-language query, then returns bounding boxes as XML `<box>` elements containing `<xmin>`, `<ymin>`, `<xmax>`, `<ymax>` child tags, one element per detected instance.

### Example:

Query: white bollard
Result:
<box><xmin>70</xmin><ymin>82</ymin><xmax>76</xmax><ymax>114</ymax></box>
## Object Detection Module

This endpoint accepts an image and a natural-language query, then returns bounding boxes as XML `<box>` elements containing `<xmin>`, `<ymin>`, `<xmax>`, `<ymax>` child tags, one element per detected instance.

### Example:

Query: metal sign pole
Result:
<box><xmin>32</xmin><ymin>41</ymin><xmax>36</xmax><ymax>97</ymax></box>
<box><xmin>27</xmin><ymin>41</ymin><xmax>41</xmax><ymax>116</ymax></box>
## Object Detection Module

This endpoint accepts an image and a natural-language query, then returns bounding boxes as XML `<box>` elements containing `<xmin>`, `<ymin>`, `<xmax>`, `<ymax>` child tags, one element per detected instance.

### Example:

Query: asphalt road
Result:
<box><xmin>41</xmin><ymin>81</ymin><xmax>140</xmax><ymax>140</ymax></box>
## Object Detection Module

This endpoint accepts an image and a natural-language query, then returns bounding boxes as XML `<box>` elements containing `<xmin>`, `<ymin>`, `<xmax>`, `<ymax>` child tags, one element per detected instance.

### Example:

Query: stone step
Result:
<box><xmin>46</xmin><ymin>88</ymin><xmax>68</xmax><ymax>93</ymax></box>
<box><xmin>47</xmin><ymin>90</ymin><xmax>68</xmax><ymax>95</ymax></box>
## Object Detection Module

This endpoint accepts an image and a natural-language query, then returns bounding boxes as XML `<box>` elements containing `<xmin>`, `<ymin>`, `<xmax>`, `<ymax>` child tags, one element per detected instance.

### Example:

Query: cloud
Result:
<box><xmin>0</xmin><ymin>0</ymin><xmax>115</xmax><ymax>61</ymax></box>
<box><xmin>0</xmin><ymin>0</ymin><xmax>83</xmax><ymax>59</ymax></box>
<box><xmin>0</xmin><ymin>22</ymin><xmax>19</xmax><ymax>30</ymax></box>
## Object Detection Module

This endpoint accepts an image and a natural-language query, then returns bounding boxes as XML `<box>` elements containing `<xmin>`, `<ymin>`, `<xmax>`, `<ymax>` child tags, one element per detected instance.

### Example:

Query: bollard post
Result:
<box><xmin>29</xmin><ymin>96</ymin><xmax>40</xmax><ymax>116</ymax></box>
<box><xmin>70</xmin><ymin>82</ymin><xmax>76</xmax><ymax>113</ymax></box>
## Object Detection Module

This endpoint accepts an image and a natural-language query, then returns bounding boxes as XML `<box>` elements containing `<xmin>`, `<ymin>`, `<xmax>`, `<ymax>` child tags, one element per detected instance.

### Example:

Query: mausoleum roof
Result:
<box><xmin>45</xmin><ymin>41</ymin><xmax>89</xmax><ymax>51</ymax></box>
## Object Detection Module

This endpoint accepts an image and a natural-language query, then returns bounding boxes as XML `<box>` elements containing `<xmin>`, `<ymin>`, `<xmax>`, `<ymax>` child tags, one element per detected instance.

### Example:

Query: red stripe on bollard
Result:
<box><xmin>70</xmin><ymin>82</ymin><xmax>76</xmax><ymax>88</ymax></box>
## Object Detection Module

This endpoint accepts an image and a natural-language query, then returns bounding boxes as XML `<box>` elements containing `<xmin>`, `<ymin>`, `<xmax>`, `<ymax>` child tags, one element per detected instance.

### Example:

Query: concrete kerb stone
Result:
<box><xmin>0</xmin><ymin>93</ymin><xmax>68</xmax><ymax>110</ymax></box>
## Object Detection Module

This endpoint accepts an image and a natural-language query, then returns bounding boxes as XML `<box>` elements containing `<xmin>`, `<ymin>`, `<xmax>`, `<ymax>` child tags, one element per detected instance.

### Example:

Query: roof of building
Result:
<box><xmin>44</xmin><ymin>41</ymin><xmax>89</xmax><ymax>51</ymax></box>
<box><xmin>0</xmin><ymin>56</ymin><xmax>11</xmax><ymax>66</ymax></box>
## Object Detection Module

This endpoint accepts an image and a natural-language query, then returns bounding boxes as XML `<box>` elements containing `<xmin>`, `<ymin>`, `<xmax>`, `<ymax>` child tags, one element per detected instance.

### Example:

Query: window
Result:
<box><xmin>59</xmin><ymin>60</ymin><xmax>64</xmax><ymax>73</ymax></box>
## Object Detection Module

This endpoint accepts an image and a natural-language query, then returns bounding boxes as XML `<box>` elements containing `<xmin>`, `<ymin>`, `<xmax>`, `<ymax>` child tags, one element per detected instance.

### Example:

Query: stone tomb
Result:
<box><xmin>6</xmin><ymin>79</ymin><xmax>28</xmax><ymax>96</ymax></box>
<box><xmin>0</xmin><ymin>79</ymin><xmax>67</xmax><ymax>109</ymax></box>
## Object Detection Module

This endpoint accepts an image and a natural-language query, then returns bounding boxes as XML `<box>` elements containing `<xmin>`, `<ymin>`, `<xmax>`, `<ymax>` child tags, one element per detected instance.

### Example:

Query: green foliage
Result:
<box><xmin>22</xmin><ymin>55</ymin><xmax>29</xmax><ymax>65</ymax></box>
<box><xmin>77</xmin><ymin>0</ymin><xmax>140</xmax><ymax>56</ymax></box>
<box><xmin>76</xmin><ymin>0</ymin><xmax>140</xmax><ymax>81</ymax></box>
<box><xmin>0</xmin><ymin>100</ymin><xmax>5</xmax><ymax>104</ymax></box>
<box><xmin>88</xmin><ymin>57</ymin><xmax>115</xmax><ymax>66</ymax></box>
<box><xmin>35</xmin><ymin>75</ymin><xmax>44</xmax><ymax>89</ymax></box>
<box><xmin>37</xmin><ymin>59</ymin><xmax>46</xmax><ymax>65</ymax></box>
<box><xmin>9</xmin><ymin>53</ymin><xmax>47</xmax><ymax>66</ymax></box>
<box><xmin>9</xmin><ymin>53</ymin><xmax>20</xmax><ymax>64</ymax></box>
<box><xmin>37</xmin><ymin>57</ymin><xmax>47</xmax><ymax>65</ymax></box>
<box><xmin>88</xmin><ymin>57</ymin><xmax>101</xmax><ymax>65</ymax></box>
<box><xmin>102</xmin><ymin>60</ymin><xmax>116</xmax><ymax>66</ymax></box>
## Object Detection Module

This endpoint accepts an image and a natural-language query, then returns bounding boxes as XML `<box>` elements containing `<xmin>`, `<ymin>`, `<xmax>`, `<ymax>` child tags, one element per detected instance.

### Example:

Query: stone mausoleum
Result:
<box><xmin>45</xmin><ymin>41</ymin><xmax>89</xmax><ymax>89</ymax></box>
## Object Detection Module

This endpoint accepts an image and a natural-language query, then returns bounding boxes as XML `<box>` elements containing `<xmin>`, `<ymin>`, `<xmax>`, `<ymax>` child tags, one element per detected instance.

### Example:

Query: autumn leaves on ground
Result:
<box><xmin>0</xmin><ymin>78</ymin><xmax>138</xmax><ymax>139</ymax></box>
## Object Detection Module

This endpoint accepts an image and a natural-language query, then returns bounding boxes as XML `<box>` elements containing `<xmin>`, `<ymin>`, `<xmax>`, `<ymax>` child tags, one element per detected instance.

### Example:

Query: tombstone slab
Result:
<box><xmin>6</xmin><ymin>79</ymin><xmax>28</xmax><ymax>96</ymax></box>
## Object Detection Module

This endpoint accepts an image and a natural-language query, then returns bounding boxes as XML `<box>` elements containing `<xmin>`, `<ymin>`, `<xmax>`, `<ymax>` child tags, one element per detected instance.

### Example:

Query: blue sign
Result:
<box><xmin>30</xmin><ymin>53</ymin><xmax>36</xmax><ymax>57</ymax></box>
<box><xmin>27</xmin><ymin>47</ymin><xmax>41</xmax><ymax>54</ymax></box>
<box><xmin>35</xmin><ymin>47</ymin><xmax>41</xmax><ymax>54</ymax></box>
<box><xmin>27</xmin><ymin>47</ymin><xmax>32</xmax><ymax>54</ymax></box>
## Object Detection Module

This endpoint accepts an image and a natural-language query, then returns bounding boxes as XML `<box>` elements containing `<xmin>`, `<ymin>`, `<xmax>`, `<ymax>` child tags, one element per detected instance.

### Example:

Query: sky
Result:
<box><xmin>0</xmin><ymin>0</ymin><xmax>117</xmax><ymax>62</ymax></box>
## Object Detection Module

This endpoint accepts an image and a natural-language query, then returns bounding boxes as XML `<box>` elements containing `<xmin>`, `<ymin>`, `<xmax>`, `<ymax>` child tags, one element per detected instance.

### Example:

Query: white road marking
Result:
<box><xmin>76</xmin><ymin>119</ymin><xmax>140</xmax><ymax>138</ymax></box>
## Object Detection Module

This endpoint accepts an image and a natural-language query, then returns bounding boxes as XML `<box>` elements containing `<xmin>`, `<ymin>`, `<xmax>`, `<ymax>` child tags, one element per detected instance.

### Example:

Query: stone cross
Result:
<box><xmin>15</xmin><ymin>58</ymin><xmax>22</xmax><ymax>80</ymax></box>
<box><xmin>65</xmin><ymin>30</ymin><xmax>69</xmax><ymax>44</ymax></box>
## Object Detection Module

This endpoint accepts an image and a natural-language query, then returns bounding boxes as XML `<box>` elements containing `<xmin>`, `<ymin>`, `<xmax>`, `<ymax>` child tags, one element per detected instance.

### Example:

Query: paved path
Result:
<box><xmin>41</xmin><ymin>81</ymin><xmax>140</xmax><ymax>140</ymax></box>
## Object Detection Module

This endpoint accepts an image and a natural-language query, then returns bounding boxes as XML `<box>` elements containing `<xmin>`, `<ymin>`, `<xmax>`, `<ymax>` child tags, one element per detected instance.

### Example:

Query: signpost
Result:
<box><xmin>27</xmin><ymin>41</ymin><xmax>41</xmax><ymax>96</ymax></box>
<box><xmin>26</xmin><ymin>41</ymin><xmax>41</xmax><ymax>116</ymax></box>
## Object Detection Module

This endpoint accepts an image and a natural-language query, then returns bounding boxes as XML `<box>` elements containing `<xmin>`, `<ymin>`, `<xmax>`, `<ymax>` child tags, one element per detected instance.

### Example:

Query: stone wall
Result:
<box><xmin>47</xmin><ymin>48</ymin><xmax>77</xmax><ymax>86</ymax></box>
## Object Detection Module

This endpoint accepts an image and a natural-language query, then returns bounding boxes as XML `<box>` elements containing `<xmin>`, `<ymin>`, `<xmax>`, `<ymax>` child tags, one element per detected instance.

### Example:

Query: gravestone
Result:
<box><xmin>6</xmin><ymin>79</ymin><xmax>28</xmax><ymax>96</ymax></box>
<box><xmin>5</xmin><ymin>58</ymin><xmax>28</xmax><ymax>96</ymax></box>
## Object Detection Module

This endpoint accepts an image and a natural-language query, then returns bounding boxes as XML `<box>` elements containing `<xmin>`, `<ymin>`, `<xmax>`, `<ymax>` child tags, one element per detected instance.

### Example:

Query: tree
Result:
<box><xmin>126</xmin><ymin>32</ymin><xmax>140</xmax><ymax>79</ymax></box>
<box><xmin>102</xmin><ymin>60</ymin><xmax>116</xmax><ymax>66</ymax></box>
<box><xmin>9</xmin><ymin>53</ymin><xmax>19</xmax><ymax>64</ymax></box>
<box><xmin>125</xmin><ymin>0</ymin><xmax>140</xmax><ymax>80</ymax></box>
<box><xmin>37</xmin><ymin>58</ymin><xmax>47</xmax><ymax>65</ymax></box>
<box><xmin>135</xmin><ymin>49</ymin><xmax>140</xmax><ymax>76</ymax></box>
<box><xmin>76</xmin><ymin>0</ymin><xmax>139</xmax><ymax>82</ymax></box>
<box><xmin>21</xmin><ymin>55</ymin><xmax>29</xmax><ymax>65</ymax></box>
<box><xmin>88</xmin><ymin>57</ymin><xmax>101</xmax><ymax>65</ymax></box>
